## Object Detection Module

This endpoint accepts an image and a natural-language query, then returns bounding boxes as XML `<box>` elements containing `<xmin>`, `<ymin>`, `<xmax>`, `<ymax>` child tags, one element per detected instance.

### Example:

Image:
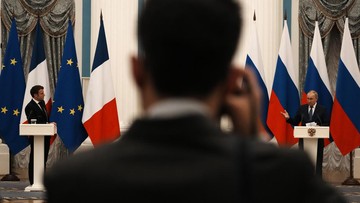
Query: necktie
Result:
<box><xmin>309</xmin><ymin>106</ymin><xmax>313</xmax><ymax>121</ymax></box>
<box><xmin>39</xmin><ymin>101</ymin><xmax>45</xmax><ymax>112</ymax></box>
<box><xmin>39</xmin><ymin>101</ymin><xmax>48</xmax><ymax>120</ymax></box>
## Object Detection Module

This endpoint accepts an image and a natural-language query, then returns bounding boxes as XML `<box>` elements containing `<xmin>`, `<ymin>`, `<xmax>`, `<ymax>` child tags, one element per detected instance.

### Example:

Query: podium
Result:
<box><xmin>19</xmin><ymin>123</ymin><xmax>56</xmax><ymax>192</ymax></box>
<box><xmin>294</xmin><ymin>126</ymin><xmax>329</xmax><ymax>168</ymax></box>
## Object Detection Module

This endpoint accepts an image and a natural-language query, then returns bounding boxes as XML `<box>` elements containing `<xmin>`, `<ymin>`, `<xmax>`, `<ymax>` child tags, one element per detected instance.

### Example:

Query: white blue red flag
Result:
<box><xmin>245</xmin><ymin>14</ymin><xmax>272</xmax><ymax>140</ymax></box>
<box><xmin>301</xmin><ymin>21</ymin><xmax>333</xmax><ymax>146</ymax></box>
<box><xmin>330</xmin><ymin>18</ymin><xmax>360</xmax><ymax>156</ymax></box>
<box><xmin>267</xmin><ymin>20</ymin><xmax>300</xmax><ymax>146</ymax></box>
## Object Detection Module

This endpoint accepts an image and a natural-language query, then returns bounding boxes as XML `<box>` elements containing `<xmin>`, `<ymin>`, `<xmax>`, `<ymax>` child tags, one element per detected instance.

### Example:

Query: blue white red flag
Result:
<box><xmin>20</xmin><ymin>21</ymin><xmax>52</xmax><ymax>125</ymax></box>
<box><xmin>82</xmin><ymin>14</ymin><xmax>121</xmax><ymax>145</ymax></box>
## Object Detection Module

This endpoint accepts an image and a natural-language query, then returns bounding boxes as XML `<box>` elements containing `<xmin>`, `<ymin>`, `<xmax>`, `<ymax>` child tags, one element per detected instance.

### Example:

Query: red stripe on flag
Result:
<box><xmin>83</xmin><ymin>99</ymin><xmax>120</xmax><ymax>146</ymax></box>
<box><xmin>267</xmin><ymin>91</ymin><xmax>298</xmax><ymax>146</ymax></box>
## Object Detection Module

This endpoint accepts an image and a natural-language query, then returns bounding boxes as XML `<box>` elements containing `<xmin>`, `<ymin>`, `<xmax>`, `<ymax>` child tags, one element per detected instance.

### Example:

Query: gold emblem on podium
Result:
<box><xmin>307</xmin><ymin>128</ymin><xmax>316</xmax><ymax>137</ymax></box>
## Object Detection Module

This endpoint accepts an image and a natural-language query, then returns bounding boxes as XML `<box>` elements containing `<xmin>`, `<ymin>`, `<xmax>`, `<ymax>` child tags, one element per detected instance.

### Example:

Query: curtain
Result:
<box><xmin>299</xmin><ymin>0</ymin><xmax>360</xmax><ymax>182</ymax></box>
<box><xmin>1</xmin><ymin>0</ymin><xmax>75</xmax><ymax>169</ymax></box>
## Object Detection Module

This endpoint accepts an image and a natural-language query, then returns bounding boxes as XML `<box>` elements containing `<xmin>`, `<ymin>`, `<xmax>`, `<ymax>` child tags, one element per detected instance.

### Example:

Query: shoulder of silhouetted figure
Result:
<box><xmin>245</xmin><ymin>139</ymin><xmax>347</xmax><ymax>203</ymax></box>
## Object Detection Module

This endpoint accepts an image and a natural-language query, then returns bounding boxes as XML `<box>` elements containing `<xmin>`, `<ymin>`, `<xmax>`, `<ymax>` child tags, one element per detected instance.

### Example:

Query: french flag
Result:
<box><xmin>301</xmin><ymin>21</ymin><xmax>333</xmax><ymax>146</ymax></box>
<box><xmin>20</xmin><ymin>21</ymin><xmax>52</xmax><ymax>126</ymax></box>
<box><xmin>82</xmin><ymin>14</ymin><xmax>121</xmax><ymax>146</ymax></box>
<box><xmin>267</xmin><ymin>20</ymin><xmax>300</xmax><ymax>146</ymax></box>
<box><xmin>245</xmin><ymin>13</ymin><xmax>272</xmax><ymax>140</ymax></box>
<box><xmin>330</xmin><ymin>18</ymin><xmax>360</xmax><ymax>156</ymax></box>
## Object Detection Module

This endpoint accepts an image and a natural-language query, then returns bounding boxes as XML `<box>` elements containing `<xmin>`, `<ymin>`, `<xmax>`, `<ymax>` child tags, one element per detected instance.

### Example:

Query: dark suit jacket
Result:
<box><xmin>43</xmin><ymin>114</ymin><xmax>345</xmax><ymax>203</ymax></box>
<box><xmin>287</xmin><ymin>104</ymin><xmax>329</xmax><ymax>127</ymax></box>
<box><xmin>25</xmin><ymin>99</ymin><xmax>48</xmax><ymax>124</ymax></box>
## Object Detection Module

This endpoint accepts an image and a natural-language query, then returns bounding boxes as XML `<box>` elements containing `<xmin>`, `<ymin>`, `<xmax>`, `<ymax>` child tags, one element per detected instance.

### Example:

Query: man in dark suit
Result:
<box><xmin>43</xmin><ymin>0</ymin><xmax>345</xmax><ymax>202</ymax></box>
<box><xmin>25</xmin><ymin>85</ymin><xmax>50</xmax><ymax>185</ymax></box>
<box><xmin>281</xmin><ymin>90</ymin><xmax>329</xmax><ymax>177</ymax></box>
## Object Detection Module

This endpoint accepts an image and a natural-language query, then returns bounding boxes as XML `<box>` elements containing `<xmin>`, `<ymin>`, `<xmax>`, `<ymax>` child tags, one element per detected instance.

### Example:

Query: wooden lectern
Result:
<box><xmin>294</xmin><ymin>126</ymin><xmax>329</xmax><ymax>168</ymax></box>
<box><xmin>19</xmin><ymin>123</ymin><xmax>56</xmax><ymax>192</ymax></box>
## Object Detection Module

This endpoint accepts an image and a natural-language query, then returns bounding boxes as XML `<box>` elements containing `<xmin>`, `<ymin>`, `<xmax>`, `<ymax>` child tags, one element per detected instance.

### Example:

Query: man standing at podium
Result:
<box><xmin>24</xmin><ymin>85</ymin><xmax>50</xmax><ymax>185</ymax></box>
<box><xmin>281</xmin><ymin>90</ymin><xmax>329</xmax><ymax>177</ymax></box>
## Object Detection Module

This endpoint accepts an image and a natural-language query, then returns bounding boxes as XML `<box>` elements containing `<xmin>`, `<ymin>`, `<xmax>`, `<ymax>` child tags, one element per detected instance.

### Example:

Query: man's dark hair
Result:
<box><xmin>30</xmin><ymin>85</ymin><xmax>44</xmax><ymax>97</ymax></box>
<box><xmin>138</xmin><ymin>0</ymin><xmax>242</xmax><ymax>97</ymax></box>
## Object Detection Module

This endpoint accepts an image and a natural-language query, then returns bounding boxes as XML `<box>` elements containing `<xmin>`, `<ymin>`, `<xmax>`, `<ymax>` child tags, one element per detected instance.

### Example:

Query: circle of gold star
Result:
<box><xmin>1</xmin><ymin>107</ymin><xmax>8</xmax><ymax>114</ymax></box>
<box><xmin>70</xmin><ymin>109</ymin><xmax>75</xmax><ymax>115</ymax></box>
<box><xmin>10</xmin><ymin>58</ymin><xmax>17</xmax><ymax>65</ymax></box>
<box><xmin>57</xmin><ymin>106</ymin><xmax>64</xmax><ymax>113</ymax></box>
<box><xmin>67</xmin><ymin>59</ymin><xmax>73</xmax><ymax>66</ymax></box>
<box><xmin>13</xmin><ymin>109</ymin><xmax>20</xmax><ymax>116</ymax></box>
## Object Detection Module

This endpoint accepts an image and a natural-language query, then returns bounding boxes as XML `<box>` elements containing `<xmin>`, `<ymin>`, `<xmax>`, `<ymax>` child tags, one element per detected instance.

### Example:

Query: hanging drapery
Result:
<box><xmin>1</xmin><ymin>0</ymin><xmax>75</xmax><ymax>94</ymax></box>
<box><xmin>299</xmin><ymin>0</ymin><xmax>360</xmax><ymax>183</ymax></box>
<box><xmin>299</xmin><ymin>0</ymin><xmax>360</xmax><ymax>92</ymax></box>
<box><xmin>1</xmin><ymin>0</ymin><xmax>75</xmax><ymax>169</ymax></box>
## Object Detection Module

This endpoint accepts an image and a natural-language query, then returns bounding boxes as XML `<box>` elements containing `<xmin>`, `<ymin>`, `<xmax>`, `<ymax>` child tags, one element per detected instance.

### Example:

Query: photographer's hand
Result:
<box><xmin>223</xmin><ymin>66</ymin><xmax>261</xmax><ymax>137</ymax></box>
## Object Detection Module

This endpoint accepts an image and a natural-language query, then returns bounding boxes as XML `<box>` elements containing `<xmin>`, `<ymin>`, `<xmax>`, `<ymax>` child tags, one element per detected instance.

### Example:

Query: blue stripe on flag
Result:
<box><xmin>245</xmin><ymin>56</ymin><xmax>272</xmax><ymax>136</ymax></box>
<box><xmin>304</xmin><ymin>58</ymin><xmax>333</xmax><ymax>117</ymax></box>
<box><xmin>92</xmin><ymin>15</ymin><xmax>109</xmax><ymax>72</ymax></box>
<box><xmin>272</xmin><ymin>57</ymin><xmax>299</xmax><ymax>116</ymax></box>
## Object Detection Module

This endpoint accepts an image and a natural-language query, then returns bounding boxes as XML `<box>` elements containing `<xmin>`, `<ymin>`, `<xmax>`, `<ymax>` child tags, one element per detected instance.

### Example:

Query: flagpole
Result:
<box><xmin>342</xmin><ymin>150</ymin><xmax>360</xmax><ymax>185</ymax></box>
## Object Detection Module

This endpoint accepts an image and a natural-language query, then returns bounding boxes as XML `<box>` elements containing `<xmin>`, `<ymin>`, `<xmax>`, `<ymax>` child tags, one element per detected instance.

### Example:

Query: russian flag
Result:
<box><xmin>20</xmin><ymin>21</ymin><xmax>52</xmax><ymax>126</ymax></box>
<box><xmin>330</xmin><ymin>18</ymin><xmax>360</xmax><ymax>156</ymax></box>
<box><xmin>245</xmin><ymin>13</ymin><xmax>272</xmax><ymax>141</ymax></box>
<box><xmin>267</xmin><ymin>20</ymin><xmax>300</xmax><ymax>146</ymax></box>
<box><xmin>301</xmin><ymin>21</ymin><xmax>333</xmax><ymax>146</ymax></box>
<box><xmin>82</xmin><ymin>14</ymin><xmax>121</xmax><ymax>146</ymax></box>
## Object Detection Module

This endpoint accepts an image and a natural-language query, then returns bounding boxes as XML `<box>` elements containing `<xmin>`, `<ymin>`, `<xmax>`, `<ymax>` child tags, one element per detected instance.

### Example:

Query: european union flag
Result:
<box><xmin>50</xmin><ymin>21</ymin><xmax>87</xmax><ymax>152</ymax></box>
<box><xmin>0</xmin><ymin>18</ymin><xmax>29</xmax><ymax>155</ymax></box>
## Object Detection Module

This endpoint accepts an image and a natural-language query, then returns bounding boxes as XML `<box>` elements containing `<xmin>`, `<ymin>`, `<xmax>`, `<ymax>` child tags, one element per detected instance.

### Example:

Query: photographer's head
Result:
<box><xmin>132</xmin><ymin>0</ymin><xmax>242</xmax><ymax>106</ymax></box>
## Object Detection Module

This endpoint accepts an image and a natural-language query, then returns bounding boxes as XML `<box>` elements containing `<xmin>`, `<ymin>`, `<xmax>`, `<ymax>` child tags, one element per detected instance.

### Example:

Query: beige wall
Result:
<box><xmin>87</xmin><ymin>1</ymin><xmax>139</xmax><ymax>128</ymax></box>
